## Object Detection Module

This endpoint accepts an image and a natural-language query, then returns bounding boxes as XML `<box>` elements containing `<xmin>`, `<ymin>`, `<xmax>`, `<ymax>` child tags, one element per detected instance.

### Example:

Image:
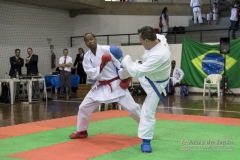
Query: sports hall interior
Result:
<box><xmin>0</xmin><ymin>1</ymin><xmax>239</xmax><ymax>159</ymax></box>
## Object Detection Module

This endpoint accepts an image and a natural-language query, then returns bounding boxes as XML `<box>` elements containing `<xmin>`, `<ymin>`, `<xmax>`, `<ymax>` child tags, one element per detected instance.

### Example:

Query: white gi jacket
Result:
<box><xmin>83</xmin><ymin>44</ymin><xmax>126</xmax><ymax>103</ymax></box>
<box><xmin>121</xmin><ymin>34</ymin><xmax>171</xmax><ymax>96</ymax></box>
<box><xmin>171</xmin><ymin>67</ymin><xmax>184</xmax><ymax>86</ymax></box>
<box><xmin>190</xmin><ymin>0</ymin><xmax>202</xmax><ymax>12</ymax></box>
<box><xmin>190</xmin><ymin>0</ymin><xmax>203</xmax><ymax>24</ymax></box>
<box><xmin>121</xmin><ymin>34</ymin><xmax>171</xmax><ymax>139</ymax></box>
<box><xmin>161</xmin><ymin>13</ymin><xmax>168</xmax><ymax>37</ymax></box>
<box><xmin>77</xmin><ymin>44</ymin><xmax>141</xmax><ymax>132</ymax></box>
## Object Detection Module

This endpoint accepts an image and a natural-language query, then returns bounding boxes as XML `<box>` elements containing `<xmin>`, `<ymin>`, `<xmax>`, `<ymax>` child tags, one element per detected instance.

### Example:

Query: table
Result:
<box><xmin>28</xmin><ymin>78</ymin><xmax>47</xmax><ymax>103</ymax></box>
<box><xmin>44</xmin><ymin>74</ymin><xmax>80</xmax><ymax>89</ymax></box>
<box><xmin>0</xmin><ymin>78</ymin><xmax>47</xmax><ymax>104</ymax></box>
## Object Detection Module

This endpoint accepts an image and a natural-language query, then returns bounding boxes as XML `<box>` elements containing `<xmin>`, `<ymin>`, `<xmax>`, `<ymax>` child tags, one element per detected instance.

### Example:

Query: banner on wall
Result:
<box><xmin>181</xmin><ymin>38</ymin><xmax>240</xmax><ymax>89</ymax></box>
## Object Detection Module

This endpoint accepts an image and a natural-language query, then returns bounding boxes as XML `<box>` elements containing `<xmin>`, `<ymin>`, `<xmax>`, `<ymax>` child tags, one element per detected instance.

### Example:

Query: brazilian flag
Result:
<box><xmin>181</xmin><ymin>38</ymin><xmax>240</xmax><ymax>88</ymax></box>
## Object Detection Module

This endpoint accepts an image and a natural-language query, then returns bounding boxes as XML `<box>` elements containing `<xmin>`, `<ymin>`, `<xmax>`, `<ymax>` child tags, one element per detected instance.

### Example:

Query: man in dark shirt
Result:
<box><xmin>25</xmin><ymin>48</ymin><xmax>40</xmax><ymax>99</ymax></box>
<box><xmin>9</xmin><ymin>49</ymin><xmax>24</xmax><ymax>96</ymax></box>
<box><xmin>73</xmin><ymin>48</ymin><xmax>87</xmax><ymax>84</ymax></box>
<box><xmin>9</xmin><ymin>49</ymin><xmax>24</xmax><ymax>78</ymax></box>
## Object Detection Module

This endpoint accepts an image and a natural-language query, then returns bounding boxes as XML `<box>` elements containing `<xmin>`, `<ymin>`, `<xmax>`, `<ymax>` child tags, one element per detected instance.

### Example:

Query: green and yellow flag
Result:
<box><xmin>181</xmin><ymin>38</ymin><xmax>240</xmax><ymax>88</ymax></box>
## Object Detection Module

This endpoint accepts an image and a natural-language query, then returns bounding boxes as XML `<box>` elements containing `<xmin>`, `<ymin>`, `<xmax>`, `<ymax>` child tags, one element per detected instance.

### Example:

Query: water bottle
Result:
<box><xmin>16</xmin><ymin>71</ymin><xmax>19</xmax><ymax>79</ymax></box>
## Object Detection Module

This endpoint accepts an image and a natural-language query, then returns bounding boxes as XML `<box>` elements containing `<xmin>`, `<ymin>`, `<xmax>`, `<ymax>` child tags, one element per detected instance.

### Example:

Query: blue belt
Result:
<box><xmin>145</xmin><ymin>77</ymin><xmax>169</xmax><ymax>106</ymax></box>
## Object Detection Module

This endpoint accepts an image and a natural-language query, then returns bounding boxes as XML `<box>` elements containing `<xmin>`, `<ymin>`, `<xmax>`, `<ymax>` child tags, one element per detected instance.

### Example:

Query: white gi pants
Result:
<box><xmin>76</xmin><ymin>90</ymin><xmax>141</xmax><ymax>131</ymax></box>
<box><xmin>138</xmin><ymin>90</ymin><xmax>159</xmax><ymax>139</ymax></box>
<box><xmin>193</xmin><ymin>8</ymin><xmax>203</xmax><ymax>24</ymax></box>
<box><xmin>161</xmin><ymin>25</ymin><xmax>168</xmax><ymax>37</ymax></box>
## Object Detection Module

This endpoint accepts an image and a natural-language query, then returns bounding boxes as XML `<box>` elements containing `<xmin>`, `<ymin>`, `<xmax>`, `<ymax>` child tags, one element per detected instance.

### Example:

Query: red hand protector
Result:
<box><xmin>100</xmin><ymin>53</ymin><xmax>112</xmax><ymax>70</ymax></box>
<box><xmin>120</xmin><ymin>77</ymin><xmax>132</xmax><ymax>89</ymax></box>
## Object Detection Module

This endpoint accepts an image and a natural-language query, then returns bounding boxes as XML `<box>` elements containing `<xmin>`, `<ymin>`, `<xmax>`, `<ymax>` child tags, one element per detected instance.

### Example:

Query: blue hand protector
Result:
<box><xmin>110</xmin><ymin>45</ymin><xmax>123</xmax><ymax>62</ymax></box>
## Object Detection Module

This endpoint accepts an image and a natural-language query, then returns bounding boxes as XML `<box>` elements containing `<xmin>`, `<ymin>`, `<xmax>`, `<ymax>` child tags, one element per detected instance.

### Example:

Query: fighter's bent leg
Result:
<box><xmin>69</xmin><ymin>95</ymin><xmax>100</xmax><ymax>139</ymax></box>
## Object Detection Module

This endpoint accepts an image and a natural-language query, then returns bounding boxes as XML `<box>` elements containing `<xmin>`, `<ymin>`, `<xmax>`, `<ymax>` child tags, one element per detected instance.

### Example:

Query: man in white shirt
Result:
<box><xmin>59</xmin><ymin>49</ymin><xmax>72</xmax><ymax>99</ymax></box>
<box><xmin>167</xmin><ymin>60</ymin><xmax>184</xmax><ymax>95</ymax></box>
<box><xmin>170</xmin><ymin>60</ymin><xmax>184</xmax><ymax>86</ymax></box>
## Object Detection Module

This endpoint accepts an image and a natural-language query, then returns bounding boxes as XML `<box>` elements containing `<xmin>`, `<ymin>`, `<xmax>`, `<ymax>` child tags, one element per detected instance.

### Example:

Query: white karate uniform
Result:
<box><xmin>121</xmin><ymin>34</ymin><xmax>171</xmax><ymax>139</ymax></box>
<box><xmin>212</xmin><ymin>7</ymin><xmax>218</xmax><ymax>21</ymax></box>
<box><xmin>171</xmin><ymin>67</ymin><xmax>184</xmax><ymax>86</ymax></box>
<box><xmin>190</xmin><ymin>0</ymin><xmax>203</xmax><ymax>24</ymax></box>
<box><xmin>76</xmin><ymin>44</ymin><xmax>141</xmax><ymax>132</ymax></box>
<box><xmin>161</xmin><ymin>14</ymin><xmax>168</xmax><ymax>37</ymax></box>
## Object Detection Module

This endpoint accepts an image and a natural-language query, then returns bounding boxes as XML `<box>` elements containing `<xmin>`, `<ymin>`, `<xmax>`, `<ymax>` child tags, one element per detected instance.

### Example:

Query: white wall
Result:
<box><xmin>0</xmin><ymin>1</ymin><xmax>191</xmax><ymax>79</ymax></box>
<box><xmin>73</xmin><ymin>14</ymin><xmax>190</xmax><ymax>36</ymax></box>
<box><xmin>120</xmin><ymin>44</ymin><xmax>182</xmax><ymax>66</ymax></box>
<box><xmin>3</xmin><ymin>1</ymin><xmax>238</xmax><ymax>94</ymax></box>
<box><xmin>71</xmin><ymin>14</ymin><xmax>190</xmax><ymax>51</ymax></box>
<box><xmin>0</xmin><ymin>0</ymin><xmax>75</xmax><ymax>78</ymax></box>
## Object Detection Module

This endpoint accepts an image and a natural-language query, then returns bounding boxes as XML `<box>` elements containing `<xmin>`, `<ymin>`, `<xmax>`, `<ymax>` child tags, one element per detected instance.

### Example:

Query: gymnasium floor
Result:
<box><xmin>0</xmin><ymin>94</ymin><xmax>239</xmax><ymax>160</ymax></box>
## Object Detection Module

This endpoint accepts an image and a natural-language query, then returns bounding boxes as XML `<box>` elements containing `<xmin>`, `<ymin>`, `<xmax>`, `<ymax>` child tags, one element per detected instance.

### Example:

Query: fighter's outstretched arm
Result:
<box><xmin>110</xmin><ymin>45</ymin><xmax>132</xmax><ymax>89</ymax></box>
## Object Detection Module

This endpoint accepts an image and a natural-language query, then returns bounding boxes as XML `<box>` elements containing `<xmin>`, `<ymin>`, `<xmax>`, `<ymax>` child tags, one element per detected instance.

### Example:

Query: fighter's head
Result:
<box><xmin>137</xmin><ymin>26</ymin><xmax>157</xmax><ymax>50</ymax></box>
<box><xmin>84</xmin><ymin>33</ymin><xmax>97</xmax><ymax>52</ymax></box>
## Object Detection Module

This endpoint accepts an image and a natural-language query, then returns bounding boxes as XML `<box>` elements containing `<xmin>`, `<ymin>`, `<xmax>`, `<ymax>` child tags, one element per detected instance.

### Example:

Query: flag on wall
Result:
<box><xmin>181</xmin><ymin>38</ymin><xmax>240</xmax><ymax>88</ymax></box>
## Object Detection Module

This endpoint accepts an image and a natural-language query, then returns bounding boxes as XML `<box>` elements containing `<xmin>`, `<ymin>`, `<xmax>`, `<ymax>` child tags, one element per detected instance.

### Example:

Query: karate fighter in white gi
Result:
<box><xmin>170</xmin><ymin>60</ymin><xmax>184</xmax><ymax>86</ymax></box>
<box><xmin>111</xmin><ymin>26</ymin><xmax>171</xmax><ymax>153</ymax></box>
<box><xmin>190</xmin><ymin>0</ymin><xmax>203</xmax><ymax>24</ymax></box>
<box><xmin>69</xmin><ymin>33</ymin><xmax>141</xmax><ymax>139</ymax></box>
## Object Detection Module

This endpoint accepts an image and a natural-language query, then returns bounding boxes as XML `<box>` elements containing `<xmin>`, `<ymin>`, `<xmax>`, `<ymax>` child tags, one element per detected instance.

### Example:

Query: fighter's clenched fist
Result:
<box><xmin>110</xmin><ymin>45</ymin><xmax>123</xmax><ymax>62</ymax></box>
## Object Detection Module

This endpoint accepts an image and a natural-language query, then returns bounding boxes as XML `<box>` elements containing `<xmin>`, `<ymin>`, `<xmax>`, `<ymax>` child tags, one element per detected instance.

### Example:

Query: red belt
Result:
<box><xmin>97</xmin><ymin>77</ymin><xmax>119</xmax><ymax>92</ymax></box>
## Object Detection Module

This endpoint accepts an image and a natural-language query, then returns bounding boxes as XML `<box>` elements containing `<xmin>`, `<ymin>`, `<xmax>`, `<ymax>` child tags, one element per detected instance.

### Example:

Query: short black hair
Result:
<box><xmin>15</xmin><ymin>49</ymin><xmax>20</xmax><ymax>52</ymax></box>
<box><xmin>63</xmin><ymin>48</ymin><xmax>68</xmax><ymax>52</ymax></box>
<box><xmin>84</xmin><ymin>33</ymin><xmax>95</xmax><ymax>41</ymax></box>
<box><xmin>137</xmin><ymin>26</ymin><xmax>157</xmax><ymax>41</ymax></box>
<box><xmin>162</xmin><ymin>7</ymin><xmax>168</xmax><ymax>13</ymax></box>
<box><xmin>78</xmin><ymin>47</ymin><xmax>84</xmax><ymax>53</ymax></box>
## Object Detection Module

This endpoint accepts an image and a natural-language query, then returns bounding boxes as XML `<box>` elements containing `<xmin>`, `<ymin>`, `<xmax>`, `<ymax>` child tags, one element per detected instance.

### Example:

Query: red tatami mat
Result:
<box><xmin>0</xmin><ymin>134</ymin><xmax>10</xmax><ymax>140</ymax></box>
<box><xmin>0</xmin><ymin>124</ymin><xmax>53</xmax><ymax>138</ymax></box>
<box><xmin>11</xmin><ymin>134</ymin><xmax>141</xmax><ymax>160</ymax></box>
